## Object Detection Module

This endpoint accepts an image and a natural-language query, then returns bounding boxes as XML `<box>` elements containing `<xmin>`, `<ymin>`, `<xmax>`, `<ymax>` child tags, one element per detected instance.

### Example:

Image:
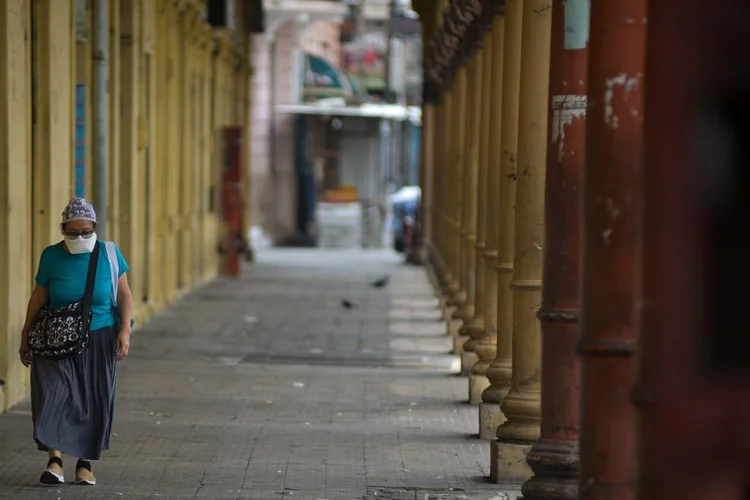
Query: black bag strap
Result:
<box><xmin>81</xmin><ymin>241</ymin><xmax>101</xmax><ymax>317</ymax></box>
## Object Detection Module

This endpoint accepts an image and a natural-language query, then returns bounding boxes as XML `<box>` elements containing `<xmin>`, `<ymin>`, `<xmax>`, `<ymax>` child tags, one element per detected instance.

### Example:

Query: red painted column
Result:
<box><xmin>522</xmin><ymin>0</ymin><xmax>587</xmax><ymax>498</ymax></box>
<box><xmin>221</xmin><ymin>126</ymin><xmax>243</xmax><ymax>277</ymax></box>
<box><xmin>636</xmin><ymin>0</ymin><xmax>750</xmax><ymax>498</ymax></box>
<box><xmin>578</xmin><ymin>0</ymin><xmax>645</xmax><ymax>499</ymax></box>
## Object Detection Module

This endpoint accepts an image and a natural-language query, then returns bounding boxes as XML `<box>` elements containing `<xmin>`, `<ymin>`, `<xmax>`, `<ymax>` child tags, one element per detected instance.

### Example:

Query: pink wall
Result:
<box><xmin>303</xmin><ymin>21</ymin><xmax>342</xmax><ymax>65</ymax></box>
<box><xmin>250</xmin><ymin>20</ymin><xmax>342</xmax><ymax>242</ymax></box>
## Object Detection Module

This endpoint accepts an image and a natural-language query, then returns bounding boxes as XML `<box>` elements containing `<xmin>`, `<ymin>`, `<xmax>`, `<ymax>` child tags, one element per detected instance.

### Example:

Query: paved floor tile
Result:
<box><xmin>0</xmin><ymin>249</ymin><xmax>519</xmax><ymax>500</ymax></box>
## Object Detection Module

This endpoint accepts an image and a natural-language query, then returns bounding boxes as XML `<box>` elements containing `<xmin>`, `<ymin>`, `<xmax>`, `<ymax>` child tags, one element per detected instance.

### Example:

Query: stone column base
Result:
<box><xmin>491</xmin><ymin>439</ymin><xmax>533</xmax><ymax>485</ymax></box>
<box><xmin>430</xmin><ymin>283</ymin><xmax>446</xmax><ymax>308</ymax></box>
<box><xmin>460</xmin><ymin>350</ymin><xmax>479</xmax><ymax>375</ymax></box>
<box><xmin>442</xmin><ymin>304</ymin><xmax>457</xmax><ymax>322</ymax></box>
<box><xmin>468</xmin><ymin>374</ymin><xmax>490</xmax><ymax>405</ymax></box>
<box><xmin>453</xmin><ymin>335</ymin><xmax>469</xmax><ymax>354</ymax></box>
<box><xmin>478</xmin><ymin>402</ymin><xmax>506</xmax><ymax>439</ymax></box>
<box><xmin>522</xmin><ymin>438</ymin><xmax>579</xmax><ymax>500</ymax></box>
<box><xmin>405</xmin><ymin>245</ymin><xmax>428</xmax><ymax>265</ymax></box>
<box><xmin>447</xmin><ymin>318</ymin><xmax>463</xmax><ymax>336</ymax></box>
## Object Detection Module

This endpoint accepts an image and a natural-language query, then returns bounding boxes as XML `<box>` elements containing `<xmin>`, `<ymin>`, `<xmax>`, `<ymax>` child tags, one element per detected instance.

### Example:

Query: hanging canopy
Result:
<box><xmin>303</xmin><ymin>53</ymin><xmax>354</xmax><ymax>100</ymax></box>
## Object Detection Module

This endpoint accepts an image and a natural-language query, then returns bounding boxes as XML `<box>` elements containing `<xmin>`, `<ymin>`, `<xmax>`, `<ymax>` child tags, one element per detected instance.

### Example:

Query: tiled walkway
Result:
<box><xmin>0</xmin><ymin>249</ymin><xmax>517</xmax><ymax>500</ymax></box>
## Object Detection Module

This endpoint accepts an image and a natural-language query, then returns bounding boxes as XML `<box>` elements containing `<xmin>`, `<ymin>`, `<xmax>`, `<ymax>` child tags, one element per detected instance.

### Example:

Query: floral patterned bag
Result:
<box><xmin>27</xmin><ymin>242</ymin><xmax>100</xmax><ymax>359</ymax></box>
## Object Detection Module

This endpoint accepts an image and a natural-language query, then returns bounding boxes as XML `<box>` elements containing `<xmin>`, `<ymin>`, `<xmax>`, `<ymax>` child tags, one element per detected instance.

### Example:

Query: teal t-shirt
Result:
<box><xmin>34</xmin><ymin>242</ymin><xmax>130</xmax><ymax>331</ymax></box>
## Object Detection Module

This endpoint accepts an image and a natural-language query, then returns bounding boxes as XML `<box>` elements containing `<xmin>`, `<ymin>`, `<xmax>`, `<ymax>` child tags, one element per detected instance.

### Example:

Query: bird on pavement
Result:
<box><xmin>370</xmin><ymin>275</ymin><xmax>390</xmax><ymax>288</ymax></box>
<box><xmin>341</xmin><ymin>299</ymin><xmax>358</xmax><ymax>309</ymax></box>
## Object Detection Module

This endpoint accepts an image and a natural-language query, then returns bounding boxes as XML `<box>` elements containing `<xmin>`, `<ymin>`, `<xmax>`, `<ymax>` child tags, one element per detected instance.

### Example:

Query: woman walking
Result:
<box><xmin>18</xmin><ymin>197</ymin><xmax>133</xmax><ymax>486</ymax></box>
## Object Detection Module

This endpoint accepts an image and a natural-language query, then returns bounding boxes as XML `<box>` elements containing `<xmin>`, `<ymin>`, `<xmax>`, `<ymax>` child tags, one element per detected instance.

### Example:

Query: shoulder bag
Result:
<box><xmin>27</xmin><ymin>241</ymin><xmax>101</xmax><ymax>359</ymax></box>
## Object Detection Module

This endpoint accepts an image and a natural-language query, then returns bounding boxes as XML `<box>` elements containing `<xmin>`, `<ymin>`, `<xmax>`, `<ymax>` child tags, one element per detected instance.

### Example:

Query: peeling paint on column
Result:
<box><xmin>551</xmin><ymin>94</ymin><xmax>587</xmax><ymax>161</ymax></box>
<box><xmin>564</xmin><ymin>0</ymin><xmax>590</xmax><ymax>50</ymax></box>
<box><xmin>604</xmin><ymin>73</ymin><xmax>642</xmax><ymax>129</ymax></box>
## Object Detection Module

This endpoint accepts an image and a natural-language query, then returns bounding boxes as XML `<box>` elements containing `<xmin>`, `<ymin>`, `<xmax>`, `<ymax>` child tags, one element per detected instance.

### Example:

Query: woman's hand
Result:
<box><xmin>116</xmin><ymin>330</ymin><xmax>130</xmax><ymax>360</ymax></box>
<box><xmin>18</xmin><ymin>341</ymin><xmax>32</xmax><ymax>367</ymax></box>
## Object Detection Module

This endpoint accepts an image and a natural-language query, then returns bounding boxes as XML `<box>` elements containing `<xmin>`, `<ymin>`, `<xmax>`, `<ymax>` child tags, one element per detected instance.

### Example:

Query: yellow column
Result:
<box><xmin>200</xmin><ymin>27</ymin><xmax>216</xmax><ymax>281</ymax></box>
<box><xmin>195</xmin><ymin>24</ymin><xmax>210</xmax><ymax>282</ymax></box>
<box><xmin>32</xmin><ymin>0</ymin><xmax>74</xmax><ymax>262</ymax></box>
<box><xmin>177</xmin><ymin>5</ymin><xmax>192</xmax><ymax>292</ymax></box>
<box><xmin>429</xmin><ymin>92</ymin><xmax>440</xmax><ymax>278</ymax></box>
<box><xmin>485</xmin><ymin>0</ymin><xmax>522</xmax><ymax>443</ymax></box>
<box><xmin>153</xmin><ymin>1</ymin><xmax>168</xmax><ymax>311</ymax></box>
<box><xmin>438</xmin><ymin>89</ymin><xmax>454</xmax><ymax>302</ymax></box>
<box><xmin>108</xmin><ymin>0</ymin><xmax>121</xmax><ymax>241</ymax></box>
<box><xmin>187</xmin><ymin>9</ymin><xmax>203</xmax><ymax>285</ymax></box>
<box><xmin>209</xmin><ymin>33</ymin><xmax>225</xmax><ymax>279</ymax></box>
<box><xmin>468</xmin><ymin>25</ymin><xmax>496</xmax><ymax>404</ymax></box>
<box><xmin>140</xmin><ymin>0</ymin><xmax>159</xmax><ymax>319</ymax></box>
<box><xmin>165</xmin><ymin>1</ymin><xmax>180</xmax><ymax>302</ymax></box>
<box><xmin>447</xmin><ymin>67</ymin><xmax>467</xmax><ymax>315</ymax></box>
<box><xmin>444</xmin><ymin>72</ymin><xmax>465</xmax><ymax>338</ymax></box>
<box><xmin>478</xmin><ymin>9</ymin><xmax>510</xmax><ymax>439</ymax></box>
<box><xmin>0</xmin><ymin>0</ymin><xmax>32</xmax><ymax>411</ymax></box>
<box><xmin>429</xmin><ymin>96</ymin><xmax>443</xmax><ymax>279</ymax></box>
<box><xmin>118</xmin><ymin>0</ymin><xmax>141</xmax><ymax>322</ymax></box>
<box><xmin>455</xmin><ymin>49</ymin><xmax>483</xmax><ymax>359</ymax></box>
<box><xmin>492</xmin><ymin>0</ymin><xmax>551</xmax><ymax>484</ymax></box>
<box><xmin>446</xmin><ymin>64</ymin><xmax>467</xmax><ymax>323</ymax></box>
<box><xmin>449</xmin><ymin>58</ymin><xmax>473</xmax><ymax>317</ymax></box>
<box><xmin>421</xmin><ymin>102</ymin><xmax>435</xmax><ymax>255</ymax></box>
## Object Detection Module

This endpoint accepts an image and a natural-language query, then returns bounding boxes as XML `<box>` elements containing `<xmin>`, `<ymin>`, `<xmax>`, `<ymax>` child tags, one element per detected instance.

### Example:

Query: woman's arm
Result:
<box><xmin>19</xmin><ymin>285</ymin><xmax>48</xmax><ymax>365</ymax></box>
<box><xmin>116</xmin><ymin>273</ymin><xmax>133</xmax><ymax>360</ymax></box>
<box><xmin>21</xmin><ymin>285</ymin><xmax>48</xmax><ymax>342</ymax></box>
<box><xmin>117</xmin><ymin>273</ymin><xmax>133</xmax><ymax>331</ymax></box>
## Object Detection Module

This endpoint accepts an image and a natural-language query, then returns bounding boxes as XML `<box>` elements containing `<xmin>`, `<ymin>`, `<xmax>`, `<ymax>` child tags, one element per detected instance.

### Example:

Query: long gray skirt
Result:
<box><xmin>30</xmin><ymin>325</ymin><xmax>118</xmax><ymax>460</ymax></box>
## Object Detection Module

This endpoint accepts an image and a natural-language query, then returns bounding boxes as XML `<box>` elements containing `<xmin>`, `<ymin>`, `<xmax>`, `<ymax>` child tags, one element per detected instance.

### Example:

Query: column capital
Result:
<box><xmin>184</xmin><ymin>9</ymin><xmax>203</xmax><ymax>41</ymax></box>
<box><xmin>452</xmin><ymin>0</ymin><xmax>483</xmax><ymax>28</ymax></box>
<box><xmin>481</xmin><ymin>0</ymin><xmax>497</xmax><ymax>28</ymax></box>
<box><xmin>489</xmin><ymin>0</ymin><xmax>506</xmax><ymax>16</ymax></box>
<box><xmin>214</xmin><ymin>29</ymin><xmax>235</xmax><ymax>62</ymax></box>
<box><xmin>441</xmin><ymin>7</ymin><xmax>464</xmax><ymax>64</ymax></box>
<box><xmin>171</xmin><ymin>0</ymin><xmax>189</xmax><ymax>12</ymax></box>
<box><xmin>195</xmin><ymin>23</ymin><xmax>215</xmax><ymax>52</ymax></box>
<box><xmin>423</xmin><ymin>80</ymin><xmax>443</xmax><ymax>105</ymax></box>
<box><xmin>463</xmin><ymin>1</ymin><xmax>493</xmax><ymax>56</ymax></box>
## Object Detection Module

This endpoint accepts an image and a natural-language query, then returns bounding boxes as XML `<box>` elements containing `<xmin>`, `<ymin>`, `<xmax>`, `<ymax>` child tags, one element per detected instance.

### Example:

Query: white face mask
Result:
<box><xmin>66</xmin><ymin>233</ymin><xmax>98</xmax><ymax>254</ymax></box>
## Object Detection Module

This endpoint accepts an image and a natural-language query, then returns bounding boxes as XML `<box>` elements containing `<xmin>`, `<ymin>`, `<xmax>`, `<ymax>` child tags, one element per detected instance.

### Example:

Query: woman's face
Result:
<box><xmin>63</xmin><ymin>220</ymin><xmax>96</xmax><ymax>239</ymax></box>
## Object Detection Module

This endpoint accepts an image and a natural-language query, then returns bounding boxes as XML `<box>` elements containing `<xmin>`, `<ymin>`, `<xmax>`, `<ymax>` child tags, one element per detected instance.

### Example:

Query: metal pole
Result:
<box><xmin>92</xmin><ymin>0</ymin><xmax>109</xmax><ymax>238</ymax></box>
<box><xmin>380</xmin><ymin>118</ymin><xmax>392</xmax><ymax>246</ymax></box>
<box><xmin>384</xmin><ymin>0</ymin><xmax>397</xmax><ymax>101</ymax></box>
<box><xmin>391</xmin><ymin>119</ymin><xmax>402</xmax><ymax>187</ymax></box>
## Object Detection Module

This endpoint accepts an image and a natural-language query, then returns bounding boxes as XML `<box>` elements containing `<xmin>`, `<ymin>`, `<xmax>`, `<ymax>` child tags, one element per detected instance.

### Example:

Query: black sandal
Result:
<box><xmin>40</xmin><ymin>456</ymin><xmax>65</xmax><ymax>485</ymax></box>
<box><xmin>75</xmin><ymin>459</ymin><xmax>96</xmax><ymax>486</ymax></box>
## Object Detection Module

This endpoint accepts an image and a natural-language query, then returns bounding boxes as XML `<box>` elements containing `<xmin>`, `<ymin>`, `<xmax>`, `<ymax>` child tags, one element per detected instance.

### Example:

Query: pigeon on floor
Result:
<box><xmin>341</xmin><ymin>299</ymin><xmax>358</xmax><ymax>309</ymax></box>
<box><xmin>370</xmin><ymin>275</ymin><xmax>390</xmax><ymax>288</ymax></box>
